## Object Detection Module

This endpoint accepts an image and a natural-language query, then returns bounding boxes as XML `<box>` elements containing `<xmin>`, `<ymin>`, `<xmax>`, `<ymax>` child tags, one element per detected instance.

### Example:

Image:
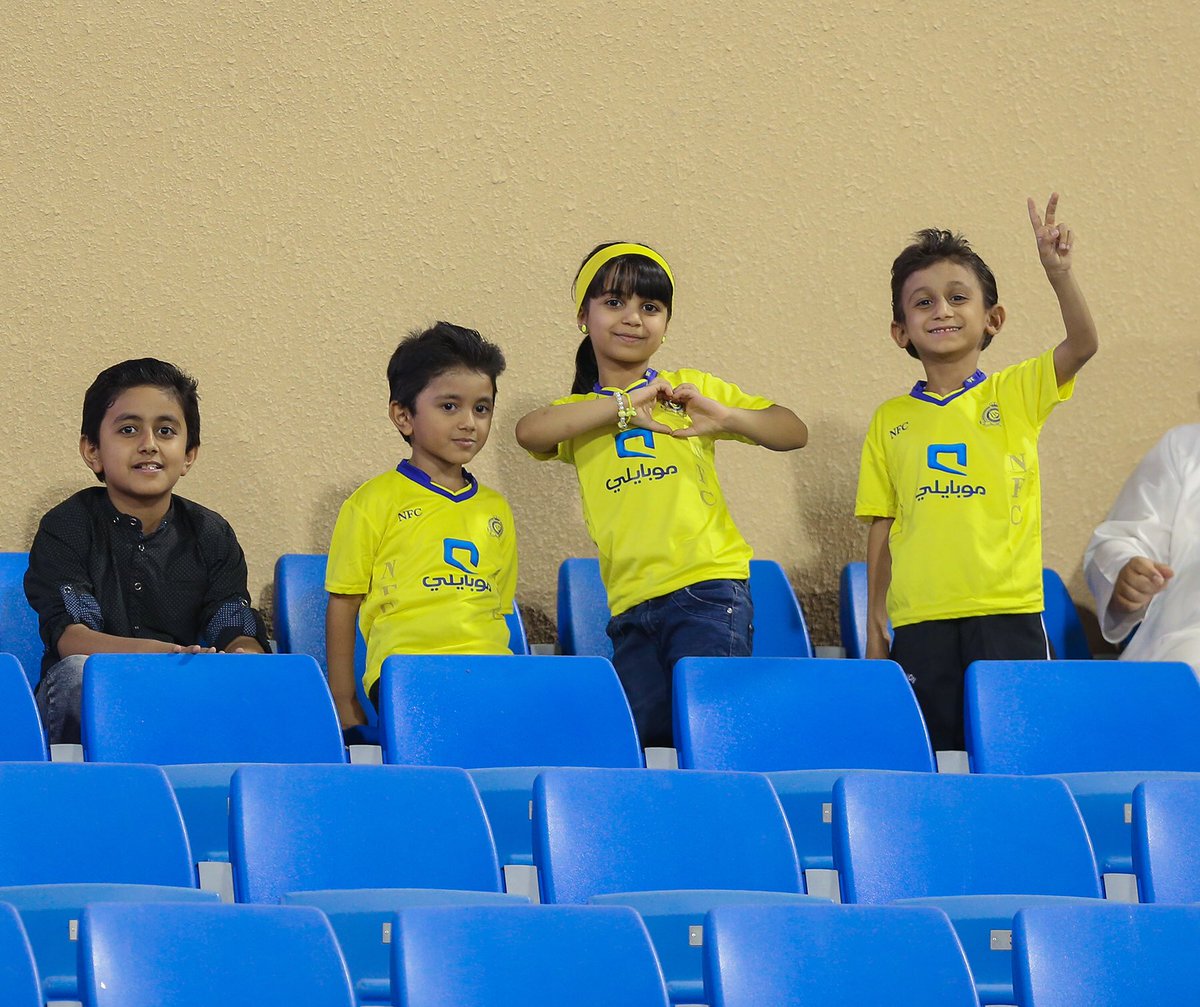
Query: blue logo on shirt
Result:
<box><xmin>917</xmin><ymin>442</ymin><xmax>986</xmax><ymax>502</ymax></box>
<box><xmin>615</xmin><ymin>430</ymin><xmax>655</xmax><ymax>458</ymax></box>
<box><xmin>422</xmin><ymin>538</ymin><xmax>492</xmax><ymax>593</ymax></box>
<box><xmin>927</xmin><ymin>443</ymin><xmax>968</xmax><ymax>476</ymax></box>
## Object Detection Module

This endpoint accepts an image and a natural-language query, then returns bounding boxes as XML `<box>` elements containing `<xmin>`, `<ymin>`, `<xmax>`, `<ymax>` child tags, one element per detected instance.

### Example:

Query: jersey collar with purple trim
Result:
<box><xmin>909</xmin><ymin>368</ymin><xmax>986</xmax><ymax>406</ymax></box>
<box><xmin>396</xmin><ymin>458</ymin><xmax>479</xmax><ymax>502</ymax></box>
<box><xmin>593</xmin><ymin>368</ymin><xmax>658</xmax><ymax>396</ymax></box>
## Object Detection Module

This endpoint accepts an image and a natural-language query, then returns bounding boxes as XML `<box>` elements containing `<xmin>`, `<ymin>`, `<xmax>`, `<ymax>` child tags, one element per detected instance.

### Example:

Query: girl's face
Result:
<box><xmin>579</xmin><ymin>290</ymin><xmax>670</xmax><ymax>377</ymax></box>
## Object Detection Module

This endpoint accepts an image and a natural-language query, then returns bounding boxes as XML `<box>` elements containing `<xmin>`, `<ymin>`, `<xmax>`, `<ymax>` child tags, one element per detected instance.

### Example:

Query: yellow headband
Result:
<box><xmin>574</xmin><ymin>243</ymin><xmax>675</xmax><ymax>314</ymax></box>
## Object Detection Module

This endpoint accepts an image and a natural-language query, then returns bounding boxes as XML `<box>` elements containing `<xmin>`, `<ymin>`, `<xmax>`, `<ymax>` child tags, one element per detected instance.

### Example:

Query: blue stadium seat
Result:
<box><xmin>675</xmin><ymin>656</ymin><xmax>933</xmax><ymax>875</ymax></box>
<box><xmin>379</xmin><ymin>654</ymin><xmax>642</xmax><ymax>866</ymax></box>
<box><xmin>273</xmin><ymin>553</ymin><xmax>531</xmax><ymax>741</ymax></box>
<box><xmin>839</xmin><ymin>562</ymin><xmax>1091</xmax><ymax>660</ymax></box>
<box><xmin>0</xmin><ymin>762</ymin><xmax>215</xmax><ymax>1000</ymax></box>
<box><xmin>833</xmin><ymin>770</ymin><xmax>1103</xmax><ymax>1005</ymax></box>
<box><xmin>82</xmin><ymin>652</ymin><xmax>347</xmax><ymax>864</ymax></box>
<box><xmin>0</xmin><ymin>553</ymin><xmax>43</xmax><ymax>691</ymax></box>
<box><xmin>78</xmin><ymin>902</ymin><xmax>356</xmax><ymax>1007</ymax></box>
<box><xmin>0</xmin><ymin>903</ymin><xmax>43</xmax><ymax>1007</ymax></box>
<box><xmin>1132</xmin><ymin>778</ymin><xmax>1200</xmax><ymax>903</ymax></box>
<box><xmin>533</xmin><ymin>767</ymin><xmax>818</xmax><ymax>1003</ymax></box>
<box><xmin>0</xmin><ymin>654</ymin><xmax>46</xmax><ymax>760</ymax></box>
<box><xmin>965</xmin><ymin>659</ymin><xmax>1200</xmax><ymax>878</ymax></box>
<box><xmin>391</xmin><ymin>903</ymin><xmax>671</xmax><ymax>1007</ymax></box>
<box><xmin>231</xmin><ymin>763</ymin><xmax>519</xmax><ymax>1003</ymax></box>
<box><xmin>703</xmin><ymin>903</ymin><xmax>979</xmax><ymax>1007</ymax></box>
<box><xmin>1013</xmin><ymin>903</ymin><xmax>1200</xmax><ymax>1006</ymax></box>
<box><xmin>557</xmin><ymin>557</ymin><xmax>812</xmax><ymax>659</ymax></box>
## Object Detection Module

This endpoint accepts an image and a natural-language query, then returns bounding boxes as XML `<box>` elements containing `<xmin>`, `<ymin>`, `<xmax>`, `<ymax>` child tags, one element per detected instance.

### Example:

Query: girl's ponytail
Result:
<box><xmin>571</xmin><ymin>336</ymin><xmax>599</xmax><ymax>395</ymax></box>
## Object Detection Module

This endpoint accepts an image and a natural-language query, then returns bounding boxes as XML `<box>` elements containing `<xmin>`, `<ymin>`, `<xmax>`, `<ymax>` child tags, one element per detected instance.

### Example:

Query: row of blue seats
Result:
<box><xmin>5</xmin><ymin>897</ymin><xmax>1197</xmax><ymax>1007</ymax></box>
<box><xmin>2</xmin><ymin>762</ymin><xmax>1200</xmax><ymax>1003</ymax></box>
<box><xmin>0</xmin><ymin>550</ymin><xmax>1094</xmax><ymax>696</ymax></box>
<box><xmin>3</xmin><ymin>650</ymin><xmax>1199</xmax><ymax>890</ymax></box>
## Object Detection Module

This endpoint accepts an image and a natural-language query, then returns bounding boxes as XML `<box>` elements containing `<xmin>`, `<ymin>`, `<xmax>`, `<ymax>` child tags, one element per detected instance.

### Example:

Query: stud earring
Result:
<box><xmin>580</xmin><ymin>324</ymin><xmax>589</xmax><ymax>335</ymax></box>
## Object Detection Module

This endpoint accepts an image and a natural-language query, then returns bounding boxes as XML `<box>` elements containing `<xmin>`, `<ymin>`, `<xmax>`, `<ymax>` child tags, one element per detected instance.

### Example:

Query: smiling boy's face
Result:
<box><xmin>891</xmin><ymin>259</ymin><xmax>1004</xmax><ymax>363</ymax></box>
<box><xmin>80</xmin><ymin>384</ymin><xmax>197</xmax><ymax>512</ymax></box>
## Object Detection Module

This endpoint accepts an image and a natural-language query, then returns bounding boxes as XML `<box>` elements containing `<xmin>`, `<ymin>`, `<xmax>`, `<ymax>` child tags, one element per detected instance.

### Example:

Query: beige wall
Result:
<box><xmin>4</xmin><ymin>1</ymin><xmax>1198</xmax><ymax>645</ymax></box>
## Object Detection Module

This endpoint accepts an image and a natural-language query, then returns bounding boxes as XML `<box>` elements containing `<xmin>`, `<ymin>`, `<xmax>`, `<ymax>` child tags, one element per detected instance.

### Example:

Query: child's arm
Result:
<box><xmin>326</xmin><ymin>591</ymin><xmax>367</xmax><ymax>729</ymax></box>
<box><xmin>1028</xmin><ymin>193</ymin><xmax>1099</xmax><ymax>386</ymax></box>
<box><xmin>668</xmin><ymin>385</ymin><xmax>808</xmax><ymax>450</ymax></box>
<box><xmin>515</xmin><ymin>377</ymin><xmax>675</xmax><ymax>454</ymax></box>
<box><xmin>56</xmin><ymin>625</ymin><xmax>215</xmax><ymax>657</ymax></box>
<box><xmin>222</xmin><ymin>636</ymin><xmax>266</xmax><ymax>654</ymax></box>
<box><xmin>865</xmin><ymin>517</ymin><xmax>894</xmax><ymax>660</ymax></box>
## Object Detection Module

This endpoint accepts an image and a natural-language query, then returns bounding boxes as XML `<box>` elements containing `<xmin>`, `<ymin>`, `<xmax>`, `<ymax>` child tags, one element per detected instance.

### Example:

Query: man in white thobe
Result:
<box><xmin>1085</xmin><ymin>425</ymin><xmax>1200</xmax><ymax>672</ymax></box>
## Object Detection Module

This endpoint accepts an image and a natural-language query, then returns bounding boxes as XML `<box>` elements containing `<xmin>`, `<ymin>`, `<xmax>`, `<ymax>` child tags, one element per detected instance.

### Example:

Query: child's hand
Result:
<box><xmin>627</xmin><ymin>377</ymin><xmax>675</xmax><ymax>434</ymax></box>
<box><xmin>170</xmin><ymin>644</ymin><xmax>218</xmax><ymax>655</ymax></box>
<box><xmin>334</xmin><ymin>693</ymin><xmax>368</xmax><ymax>730</ymax></box>
<box><xmin>1028</xmin><ymin>192</ymin><xmax>1074</xmax><ymax>275</ymax></box>
<box><xmin>667</xmin><ymin>383</ymin><xmax>733</xmax><ymax>439</ymax></box>
<box><xmin>1112</xmin><ymin>556</ymin><xmax>1174</xmax><ymax>613</ymax></box>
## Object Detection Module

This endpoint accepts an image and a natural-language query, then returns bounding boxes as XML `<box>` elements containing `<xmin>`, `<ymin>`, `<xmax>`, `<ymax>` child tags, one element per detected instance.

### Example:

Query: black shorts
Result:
<box><xmin>890</xmin><ymin>613</ymin><xmax>1052</xmax><ymax>753</ymax></box>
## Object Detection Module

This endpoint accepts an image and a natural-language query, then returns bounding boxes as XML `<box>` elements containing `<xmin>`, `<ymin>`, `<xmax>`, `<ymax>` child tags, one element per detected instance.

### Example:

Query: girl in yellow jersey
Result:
<box><xmin>516</xmin><ymin>243</ymin><xmax>808</xmax><ymax>749</ymax></box>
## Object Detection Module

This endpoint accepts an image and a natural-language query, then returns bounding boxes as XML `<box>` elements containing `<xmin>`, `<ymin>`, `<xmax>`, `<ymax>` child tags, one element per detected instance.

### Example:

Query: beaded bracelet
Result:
<box><xmin>613</xmin><ymin>390</ymin><xmax>635</xmax><ymax>430</ymax></box>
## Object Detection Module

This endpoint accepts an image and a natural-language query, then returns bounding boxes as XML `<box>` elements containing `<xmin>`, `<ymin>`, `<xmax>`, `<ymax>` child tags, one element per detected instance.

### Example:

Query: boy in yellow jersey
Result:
<box><xmin>325</xmin><ymin>322</ymin><xmax>516</xmax><ymax>731</ymax></box>
<box><xmin>855</xmin><ymin>195</ymin><xmax>1098</xmax><ymax>752</ymax></box>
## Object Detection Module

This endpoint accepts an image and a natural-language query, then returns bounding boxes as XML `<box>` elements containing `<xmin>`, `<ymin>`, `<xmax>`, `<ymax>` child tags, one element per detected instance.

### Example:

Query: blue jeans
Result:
<box><xmin>35</xmin><ymin>654</ymin><xmax>88</xmax><ymax>745</ymax></box>
<box><xmin>606</xmin><ymin>578</ymin><xmax>753</xmax><ymax>749</ymax></box>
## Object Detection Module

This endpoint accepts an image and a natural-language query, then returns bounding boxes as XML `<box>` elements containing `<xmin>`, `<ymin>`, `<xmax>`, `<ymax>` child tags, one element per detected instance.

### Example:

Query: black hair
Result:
<box><xmin>891</xmin><ymin>229</ymin><xmax>1000</xmax><ymax>359</ymax></box>
<box><xmin>81</xmin><ymin>358</ymin><xmax>201</xmax><ymax>483</ymax></box>
<box><xmin>571</xmin><ymin>242</ymin><xmax>674</xmax><ymax>395</ymax></box>
<box><xmin>387</xmin><ymin>321</ymin><xmax>507</xmax><ymax>443</ymax></box>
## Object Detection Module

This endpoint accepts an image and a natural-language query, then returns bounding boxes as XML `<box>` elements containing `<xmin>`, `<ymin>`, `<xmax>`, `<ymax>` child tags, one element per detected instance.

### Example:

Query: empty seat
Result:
<box><xmin>833</xmin><ymin>770</ymin><xmax>1102</xmax><ymax>1004</ymax></box>
<box><xmin>0</xmin><ymin>655</ymin><xmax>46</xmax><ymax>760</ymax></box>
<box><xmin>379</xmin><ymin>654</ymin><xmax>642</xmax><ymax>865</ymax></box>
<box><xmin>0</xmin><ymin>553</ymin><xmax>42</xmax><ymax>691</ymax></box>
<box><xmin>1132</xmin><ymin>777</ymin><xmax>1200</xmax><ymax>903</ymax></box>
<box><xmin>391</xmin><ymin>903</ymin><xmax>670</xmax><ymax>1007</ymax></box>
<box><xmin>1013</xmin><ymin>903</ymin><xmax>1200</xmax><ymax>1005</ymax></box>
<box><xmin>558</xmin><ymin>557</ymin><xmax>813</xmax><ymax>659</ymax></box>
<box><xmin>533</xmin><ymin>767</ymin><xmax>817</xmax><ymax>1003</ymax></box>
<box><xmin>0</xmin><ymin>903</ymin><xmax>43</xmax><ymax>1007</ymax></box>
<box><xmin>703</xmin><ymin>903</ymin><xmax>979</xmax><ymax>1007</ymax></box>
<box><xmin>81</xmin><ymin>652</ymin><xmax>346</xmax><ymax>864</ymax></box>
<box><xmin>675</xmin><ymin>656</ymin><xmax>933</xmax><ymax>876</ymax></box>
<box><xmin>966</xmin><ymin>659</ymin><xmax>1200</xmax><ymax>879</ymax></box>
<box><xmin>0</xmin><ymin>762</ymin><xmax>214</xmax><ymax>1000</ymax></box>
<box><xmin>78</xmin><ymin>902</ymin><xmax>356</xmax><ymax>1007</ymax></box>
<box><xmin>231</xmin><ymin>763</ymin><xmax>520</xmax><ymax>1002</ymax></box>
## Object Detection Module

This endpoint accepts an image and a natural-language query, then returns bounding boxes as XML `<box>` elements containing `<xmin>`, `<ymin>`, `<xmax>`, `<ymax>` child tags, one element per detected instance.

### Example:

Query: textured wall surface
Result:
<box><xmin>3</xmin><ymin>1</ymin><xmax>1198</xmax><ymax>645</ymax></box>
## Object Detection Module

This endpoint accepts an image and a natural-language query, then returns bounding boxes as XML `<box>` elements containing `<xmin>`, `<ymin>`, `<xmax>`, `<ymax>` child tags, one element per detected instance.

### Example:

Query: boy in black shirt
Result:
<box><xmin>25</xmin><ymin>358</ymin><xmax>269</xmax><ymax>744</ymax></box>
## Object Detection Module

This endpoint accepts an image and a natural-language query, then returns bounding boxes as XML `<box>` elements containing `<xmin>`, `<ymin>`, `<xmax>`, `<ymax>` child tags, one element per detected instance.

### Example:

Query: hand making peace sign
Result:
<box><xmin>1027</xmin><ymin>191</ymin><xmax>1074</xmax><ymax>275</ymax></box>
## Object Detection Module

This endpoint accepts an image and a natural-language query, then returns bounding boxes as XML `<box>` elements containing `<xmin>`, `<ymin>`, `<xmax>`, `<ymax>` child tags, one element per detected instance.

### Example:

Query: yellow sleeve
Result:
<box><xmin>325</xmin><ymin>490</ymin><xmax>381</xmax><ymax>595</ymax></box>
<box><xmin>1000</xmin><ymin>347</ymin><xmax>1076</xmax><ymax>428</ymax></box>
<box><xmin>854</xmin><ymin>408</ymin><xmax>897</xmax><ymax>522</ymax></box>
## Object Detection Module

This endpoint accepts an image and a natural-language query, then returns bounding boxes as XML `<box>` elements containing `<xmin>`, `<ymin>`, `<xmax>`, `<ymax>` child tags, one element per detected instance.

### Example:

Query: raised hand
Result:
<box><xmin>1028</xmin><ymin>192</ymin><xmax>1074</xmax><ymax>274</ymax></box>
<box><xmin>1111</xmin><ymin>556</ymin><xmax>1174</xmax><ymax>614</ymax></box>
<box><xmin>668</xmin><ymin>383</ymin><xmax>732</xmax><ymax>439</ymax></box>
<box><xmin>627</xmin><ymin>376</ymin><xmax>675</xmax><ymax>434</ymax></box>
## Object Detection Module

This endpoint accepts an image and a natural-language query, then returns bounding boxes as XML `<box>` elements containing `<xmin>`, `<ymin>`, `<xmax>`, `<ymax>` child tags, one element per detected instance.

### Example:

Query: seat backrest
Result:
<box><xmin>0</xmin><ymin>655</ymin><xmax>46</xmax><ymax>760</ymax></box>
<box><xmin>0</xmin><ymin>902</ymin><xmax>43</xmax><ymax>1007</ymax></box>
<box><xmin>704</xmin><ymin>903</ymin><xmax>978</xmax><ymax>1007</ymax></box>
<box><xmin>557</xmin><ymin>557</ymin><xmax>812</xmax><ymax>658</ymax></box>
<box><xmin>747</xmin><ymin>560</ymin><xmax>813</xmax><ymax>657</ymax></box>
<box><xmin>391</xmin><ymin>903</ymin><xmax>670</xmax><ymax>1007</ymax></box>
<box><xmin>78</xmin><ymin>902</ymin><xmax>355</xmax><ymax>1007</ymax></box>
<box><xmin>0</xmin><ymin>763</ymin><xmax>194</xmax><ymax>886</ymax></box>
<box><xmin>1041</xmin><ymin>568</ymin><xmax>1091</xmax><ymax>660</ymax></box>
<box><xmin>380</xmin><ymin>654</ymin><xmax>642</xmax><ymax>768</ymax></box>
<box><xmin>81</xmin><ymin>652</ymin><xmax>347</xmax><ymax>764</ymax></box>
<box><xmin>965</xmin><ymin>660</ymin><xmax>1200</xmax><ymax>774</ymax></box>
<box><xmin>1013</xmin><ymin>903</ymin><xmax>1200</xmax><ymax>1006</ymax></box>
<box><xmin>1133</xmin><ymin>778</ymin><xmax>1200</xmax><ymax>903</ymax></box>
<box><xmin>838</xmin><ymin>562</ymin><xmax>871</xmax><ymax>660</ymax></box>
<box><xmin>230</xmin><ymin>763</ymin><xmax>503</xmax><ymax>903</ymax></box>
<box><xmin>833</xmin><ymin>771</ymin><xmax>1102</xmax><ymax>904</ymax></box>
<box><xmin>556</xmin><ymin>558</ymin><xmax>612</xmax><ymax>658</ymax></box>
<box><xmin>674</xmin><ymin>657</ymin><xmax>934</xmax><ymax>772</ymax></box>
<box><xmin>0</xmin><ymin>554</ymin><xmax>43</xmax><ymax>691</ymax></box>
<box><xmin>533</xmin><ymin>767</ymin><xmax>803</xmax><ymax>904</ymax></box>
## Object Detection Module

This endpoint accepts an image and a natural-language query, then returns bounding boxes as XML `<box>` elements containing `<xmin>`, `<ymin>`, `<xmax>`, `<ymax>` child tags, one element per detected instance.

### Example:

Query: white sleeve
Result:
<box><xmin>1084</xmin><ymin>429</ymin><xmax>1183</xmax><ymax>643</ymax></box>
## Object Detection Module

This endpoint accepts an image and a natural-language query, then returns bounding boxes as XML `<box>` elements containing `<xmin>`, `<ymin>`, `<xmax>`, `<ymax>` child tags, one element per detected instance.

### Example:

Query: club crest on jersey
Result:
<box><xmin>980</xmin><ymin>402</ymin><xmax>1001</xmax><ymax>427</ymax></box>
